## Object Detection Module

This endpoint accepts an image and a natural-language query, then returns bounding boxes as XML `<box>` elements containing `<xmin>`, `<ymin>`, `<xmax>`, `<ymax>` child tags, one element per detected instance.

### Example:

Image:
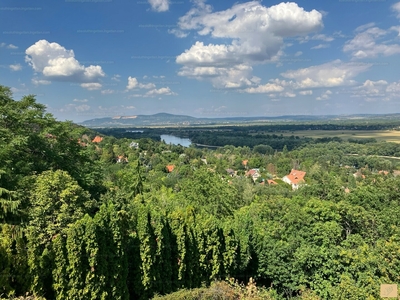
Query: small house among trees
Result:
<box><xmin>282</xmin><ymin>169</ymin><xmax>306</xmax><ymax>190</ymax></box>
<box><xmin>116</xmin><ymin>155</ymin><xmax>128</xmax><ymax>163</ymax></box>
<box><xmin>246</xmin><ymin>168</ymin><xmax>261</xmax><ymax>182</ymax></box>
<box><xmin>129</xmin><ymin>141</ymin><xmax>139</xmax><ymax>149</ymax></box>
<box><xmin>226</xmin><ymin>168</ymin><xmax>235</xmax><ymax>177</ymax></box>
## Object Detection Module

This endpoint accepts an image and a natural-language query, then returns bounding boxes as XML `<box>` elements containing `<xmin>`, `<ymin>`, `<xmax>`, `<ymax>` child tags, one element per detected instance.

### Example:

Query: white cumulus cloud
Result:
<box><xmin>175</xmin><ymin>1</ymin><xmax>323</xmax><ymax>88</ymax></box>
<box><xmin>298</xmin><ymin>33</ymin><xmax>334</xmax><ymax>44</ymax></box>
<box><xmin>32</xmin><ymin>78</ymin><xmax>51</xmax><ymax>85</ymax></box>
<box><xmin>350</xmin><ymin>79</ymin><xmax>400</xmax><ymax>101</ymax></box>
<box><xmin>178</xmin><ymin>64</ymin><xmax>254</xmax><ymax>89</ymax></box>
<box><xmin>244</xmin><ymin>83</ymin><xmax>284</xmax><ymax>94</ymax></box>
<box><xmin>145</xmin><ymin>87</ymin><xmax>177</xmax><ymax>96</ymax></box>
<box><xmin>316</xmin><ymin>90</ymin><xmax>332</xmax><ymax>101</ymax></box>
<box><xmin>299</xmin><ymin>90</ymin><xmax>312</xmax><ymax>95</ymax></box>
<box><xmin>311</xmin><ymin>44</ymin><xmax>329</xmax><ymax>50</ymax></box>
<box><xmin>281</xmin><ymin>92</ymin><xmax>296</xmax><ymax>98</ymax></box>
<box><xmin>148</xmin><ymin>0</ymin><xmax>169</xmax><ymax>12</ymax></box>
<box><xmin>386</xmin><ymin>81</ymin><xmax>400</xmax><ymax>94</ymax></box>
<box><xmin>127</xmin><ymin>77</ymin><xmax>139</xmax><ymax>90</ymax></box>
<box><xmin>140</xmin><ymin>82</ymin><xmax>157</xmax><ymax>89</ymax></box>
<box><xmin>111</xmin><ymin>74</ymin><xmax>121</xmax><ymax>81</ymax></box>
<box><xmin>75</xmin><ymin>104</ymin><xmax>90</xmax><ymax>112</ymax></box>
<box><xmin>392</xmin><ymin>2</ymin><xmax>400</xmax><ymax>18</ymax></box>
<box><xmin>280</xmin><ymin>59</ymin><xmax>371</xmax><ymax>89</ymax></box>
<box><xmin>351</xmin><ymin>80</ymin><xmax>389</xmax><ymax>100</ymax></box>
<box><xmin>126</xmin><ymin>76</ymin><xmax>157</xmax><ymax>90</ymax></box>
<box><xmin>343</xmin><ymin>26</ymin><xmax>400</xmax><ymax>59</ymax></box>
<box><xmin>9</xmin><ymin>64</ymin><xmax>22</xmax><ymax>71</ymax></box>
<box><xmin>101</xmin><ymin>89</ymin><xmax>115</xmax><ymax>94</ymax></box>
<box><xmin>25</xmin><ymin>40</ymin><xmax>105</xmax><ymax>82</ymax></box>
<box><xmin>80</xmin><ymin>83</ymin><xmax>102</xmax><ymax>90</ymax></box>
<box><xmin>0</xmin><ymin>43</ymin><xmax>18</xmax><ymax>49</ymax></box>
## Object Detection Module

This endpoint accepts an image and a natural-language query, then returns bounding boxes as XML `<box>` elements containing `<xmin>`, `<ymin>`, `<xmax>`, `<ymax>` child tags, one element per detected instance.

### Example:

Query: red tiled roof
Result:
<box><xmin>285</xmin><ymin>169</ymin><xmax>306</xmax><ymax>185</ymax></box>
<box><xmin>242</xmin><ymin>160</ymin><xmax>248</xmax><ymax>166</ymax></box>
<box><xmin>267</xmin><ymin>179</ymin><xmax>278</xmax><ymax>185</ymax></box>
<box><xmin>246</xmin><ymin>169</ymin><xmax>258</xmax><ymax>176</ymax></box>
<box><xmin>92</xmin><ymin>136</ymin><xmax>103</xmax><ymax>143</ymax></box>
<box><xmin>166</xmin><ymin>164</ymin><xmax>175</xmax><ymax>172</ymax></box>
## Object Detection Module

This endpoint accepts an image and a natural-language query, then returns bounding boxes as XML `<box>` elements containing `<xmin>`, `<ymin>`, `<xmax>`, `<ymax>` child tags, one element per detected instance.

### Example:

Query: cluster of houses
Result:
<box><xmin>238</xmin><ymin>159</ymin><xmax>307</xmax><ymax>189</ymax></box>
<box><xmin>164</xmin><ymin>155</ymin><xmax>307</xmax><ymax>190</ymax></box>
<box><xmin>115</xmin><ymin>141</ymin><xmax>140</xmax><ymax>163</ymax></box>
<box><xmin>241</xmin><ymin>167</ymin><xmax>306</xmax><ymax>190</ymax></box>
<box><xmin>84</xmin><ymin>136</ymin><xmax>140</xmax><ymax>164</ymax></box>
<box><xmin>81</xmin><ymin>136</ymin><xmax>392</xmax><ymax>192</ymax></box>
<box><xmin>106</xmin><ymin>138</ymin><xmax>391</xmax><ymax>191</ymax></box>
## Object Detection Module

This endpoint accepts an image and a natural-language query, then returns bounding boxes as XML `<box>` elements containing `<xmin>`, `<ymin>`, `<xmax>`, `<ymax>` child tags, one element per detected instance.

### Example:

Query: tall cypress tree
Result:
<box><xmin>126</xmin><ymin>231</ymin><xmax>144</xmax><ymax>299</ymax></box>
<box><xmin>52</xmin><ymin>235</ymin><xmax>68</xmax><ymax>300</ymax></box>
<box><xmin>138</xmin><ymin>211</ymin><xmax>157</xmax><ymax>299</ymax></box>
<box><xmin>66</xmin><ymin>216</ymin><xmax>89</xmax><ymax>300</ymax></box>
<box><xmin>83</xmin><ymin>215</ymin><xmax>101</xmax><ymax>299</ymax></box>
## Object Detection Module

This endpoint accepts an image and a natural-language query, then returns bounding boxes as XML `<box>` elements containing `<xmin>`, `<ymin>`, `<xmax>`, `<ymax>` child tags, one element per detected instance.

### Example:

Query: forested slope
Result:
<box><xmin>1</xmin><ymin>86</ymin><xmax>400</xmax><ymax>299</ymax></box>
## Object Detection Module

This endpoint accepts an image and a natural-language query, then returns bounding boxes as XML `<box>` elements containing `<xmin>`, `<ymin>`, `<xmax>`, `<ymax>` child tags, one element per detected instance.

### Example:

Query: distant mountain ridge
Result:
<box><xmin>79</xmin><ymin>112</ymin><xmax>400</xmax><ymax>128</ymax></box>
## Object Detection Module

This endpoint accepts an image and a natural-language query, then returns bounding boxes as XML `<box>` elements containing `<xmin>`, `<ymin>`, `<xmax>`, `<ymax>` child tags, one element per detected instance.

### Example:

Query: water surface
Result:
<box><xmin>161</xmin><ymin>134</ymin><xmax>192</xmax><ymax>147</ymax></box>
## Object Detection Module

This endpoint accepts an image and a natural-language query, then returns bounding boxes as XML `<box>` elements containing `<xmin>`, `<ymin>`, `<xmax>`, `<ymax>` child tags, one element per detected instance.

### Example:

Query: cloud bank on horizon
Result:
<box><xmin>1</xmin><ymin>0</ymin><xmax>400</xmax><ymax>121</ymax></box>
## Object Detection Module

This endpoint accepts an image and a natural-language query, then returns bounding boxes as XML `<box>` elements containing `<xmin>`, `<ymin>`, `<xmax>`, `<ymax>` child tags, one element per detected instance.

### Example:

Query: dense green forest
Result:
<box><xmin>2</xmin><ymin>85</ymin><xmax>400</xmax><ymax>299</ymax></box>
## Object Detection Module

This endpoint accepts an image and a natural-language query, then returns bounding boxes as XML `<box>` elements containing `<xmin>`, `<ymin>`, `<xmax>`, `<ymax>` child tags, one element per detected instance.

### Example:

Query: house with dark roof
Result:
<box><xmin>282</xmin><ymin>169</ymin><xmax>306</xmax><ymax>190</ymax></box>
<box><xmin>226</xmin><ymin>168</ymin><xmax>236</xmax><ymax>177</ymax></box>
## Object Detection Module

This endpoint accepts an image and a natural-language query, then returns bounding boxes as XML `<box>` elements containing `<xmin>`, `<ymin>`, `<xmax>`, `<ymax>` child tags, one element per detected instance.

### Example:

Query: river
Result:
<box><xmin>160</xmin><ymin>134</ymin><xmax>192</xmax><ymax>147</ymax></box>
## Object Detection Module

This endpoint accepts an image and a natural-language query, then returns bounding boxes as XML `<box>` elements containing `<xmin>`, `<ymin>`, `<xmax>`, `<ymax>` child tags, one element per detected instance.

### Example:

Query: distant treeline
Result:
<box><xmin>96</xmin><ymin>125</ymin><xmax>381</xmax><ymax>152</ymax></box>
<box><xmin>95</xmin><ymin>120</ymin><xmax>400</xmax><ymax>137</ymax></box>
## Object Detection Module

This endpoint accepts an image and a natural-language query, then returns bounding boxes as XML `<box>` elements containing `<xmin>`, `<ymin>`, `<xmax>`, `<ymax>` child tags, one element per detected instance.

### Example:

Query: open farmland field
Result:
<box><xmin>280</xmin><ymin>130</ymin><xmax>400</xmax><ymax>143</ymax></box>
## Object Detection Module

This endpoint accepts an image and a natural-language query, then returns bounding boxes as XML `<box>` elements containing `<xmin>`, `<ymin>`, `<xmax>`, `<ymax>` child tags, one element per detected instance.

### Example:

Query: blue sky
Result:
<box><xmin>1</xmin><ymin>0</ymin><xmax>400</xmax><ymax>122</ymax></box>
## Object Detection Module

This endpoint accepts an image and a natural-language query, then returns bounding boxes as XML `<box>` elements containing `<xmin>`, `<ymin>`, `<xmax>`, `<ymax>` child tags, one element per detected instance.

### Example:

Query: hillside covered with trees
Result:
<box><xmin>1</xmin><ymin>85</ymin><xmax>400</xmax><ymax>299</ymax></box>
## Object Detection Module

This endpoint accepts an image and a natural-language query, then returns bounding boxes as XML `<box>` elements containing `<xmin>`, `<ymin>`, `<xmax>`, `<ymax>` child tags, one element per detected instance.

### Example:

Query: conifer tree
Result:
<box><xmin>66</xmin><ymin>216</ymin><xmax>89</xmax><ymax>299</ymax></box>
<box><xmin>52</xmin><ymin>235</ymin><xmax>68</xmax><ymax>300</ymax></box>
<box><xmin>138</xmin><ymin>211</ymin><xmax>157</xmax><ymax>299</ymax></box>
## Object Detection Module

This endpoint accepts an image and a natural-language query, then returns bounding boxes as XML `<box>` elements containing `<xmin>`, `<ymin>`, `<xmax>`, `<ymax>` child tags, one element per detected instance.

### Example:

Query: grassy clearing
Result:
<box><xmin>278</xmin><ymin>130</ymin><xmax>400</xmax><ymax>143</ymax></box>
